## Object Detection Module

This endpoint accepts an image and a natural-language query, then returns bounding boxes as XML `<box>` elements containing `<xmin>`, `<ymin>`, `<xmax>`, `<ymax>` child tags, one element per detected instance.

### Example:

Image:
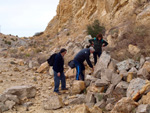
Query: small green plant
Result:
<box><xmin>11</xmin><ymin>38</ymin><xmax>16</xmax><ymax>41</ymax></box>
<box><xmin>98</xmin><ymin>94</ymin><xmax>104</xmax><ymax>101</ymax></box>
<box><xmin>83</xmin><ymin>88</ymin><xmax>87</xmax><ymax>94</ymax></box>
<box><xmin>25</xmin><ymin>53</ymin><xmax>30</xmax><ymax>57</ymax></box>
<box><xmin>87</xmin><ymin>20</ymin><xmax>105</xmax><ymax>38</ymax></box>
<box><xmin>4</xmin><ymin>40</ymin><xmax>11</xmax><ymax>45</ymax></box>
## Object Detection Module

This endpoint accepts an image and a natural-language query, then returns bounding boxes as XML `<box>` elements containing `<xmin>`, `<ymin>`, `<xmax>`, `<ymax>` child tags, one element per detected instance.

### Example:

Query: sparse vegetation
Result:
<box><xmin>33</xmin><ymin>32</ymin><xmax>44</xmax><ymax>37</ymax></box>
<box><xmin>98</xmin><ymin>94</ymin><xmax>104</xmax><ymax>101</ymax></box>
<box><xmin>86</xmin><ymin>19</ymin><xmax>105</xmax><ymax>38</ymax></box>
<box><xmin>4</xmin><ymin>40</ymin><xmax>11</xmax><ymax>45</ymax></box>
<box><xmin>66</xmin><ymin>32</ymin><xmax>70</xmax><ymax>36</ymax></box>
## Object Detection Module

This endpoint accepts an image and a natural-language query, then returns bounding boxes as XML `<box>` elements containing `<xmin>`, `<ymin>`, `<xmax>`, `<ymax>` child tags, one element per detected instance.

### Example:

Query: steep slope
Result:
<box><xmin>44</xmin><ymin>0</ymin><xmax>150</xmax><ymax>39</ymax></box>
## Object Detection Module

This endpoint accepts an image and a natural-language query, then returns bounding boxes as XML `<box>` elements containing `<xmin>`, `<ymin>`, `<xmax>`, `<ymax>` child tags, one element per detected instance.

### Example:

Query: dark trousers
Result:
<box><xmin>93</xmin><ymin>51</ymin><xmax>102</xmax><ymax>65</ymax></box>
<box><xmin>74</xmin><ymin>60</ymin><xmax>85</xmax><ymax>81</ymax></box>
<box><xmin>54</xmin><ymin>71</ymin><xmax>66</xmax><ymax>92</ymax></box>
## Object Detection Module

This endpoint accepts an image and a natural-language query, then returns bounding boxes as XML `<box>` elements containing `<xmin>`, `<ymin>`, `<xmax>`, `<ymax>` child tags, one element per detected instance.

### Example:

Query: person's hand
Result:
<box><xmin>57</xmin><ymin>72</ymin><xmax>60</xmax><ymax>77</ymax></box>
<box><xmin>92</xmin><ymin>67</ymin><xmax>94</xmax><ymax>72</ymax></box>
<box><xmin>102</xmin><ymin>44</ymin><xmax>105</xmax><ymax>47</ymax></box>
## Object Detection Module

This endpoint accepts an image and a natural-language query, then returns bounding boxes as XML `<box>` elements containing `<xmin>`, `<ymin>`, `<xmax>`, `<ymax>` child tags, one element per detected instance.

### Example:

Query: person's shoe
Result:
<box><xmin>54</xmin><ymin>91</ymin><xmax>61</xmax><ymax>95</ymax></box>
<box><xmin>61</xmin><ymin>88</ymin><xmax>68</xmax><ymax>90</ymax></box>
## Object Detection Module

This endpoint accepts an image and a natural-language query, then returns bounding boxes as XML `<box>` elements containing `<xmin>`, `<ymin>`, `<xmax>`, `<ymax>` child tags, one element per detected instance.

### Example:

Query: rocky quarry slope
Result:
<box><xmin>1</xmin><ymin>0</ymin><xmax>150</xmax><ymax>113</ymax></box>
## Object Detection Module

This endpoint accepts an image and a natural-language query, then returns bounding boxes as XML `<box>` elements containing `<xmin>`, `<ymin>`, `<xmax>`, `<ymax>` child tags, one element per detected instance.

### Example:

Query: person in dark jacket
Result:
<box><xmin>53</xmin><ymin>48</ymin><xmax>67</xmax><ymax>94</ymax></box>
<box><xmin>74</xmin><ymin>47</ymin><xmax>95</xmax><ymax>81</ymax></box>
<box><xmin>89</xmin><ymin>33</ymin><xmax>108</xmax><ymax>65</ymax></box>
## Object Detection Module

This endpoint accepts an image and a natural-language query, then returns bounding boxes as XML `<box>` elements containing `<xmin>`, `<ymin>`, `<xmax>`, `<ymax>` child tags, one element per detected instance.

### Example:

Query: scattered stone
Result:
<box><xmin>71</xmin><ymin>80</ymin><xmax>85</xmax><ymax>94</ymax></box>
<box><xmin>142</xmin><ymin>61</ymin><xmax>150</xmax><ymax>73</ymax></box>
<box><xmin>85</xmin><ymin>92</ymin><xmax>96</xmax><ymax>104</ymax></box>
<box><xmin>4</xmin><ymin>85</ymin><xmax>36</xmax><ymax>99</ymax></box>
<box><xmin>68</xmin><ymin>94</ymin><xmax>85</xmax><ymax>105</ymax></box>
<box><xmin>116</xmin><ymin>59</ymin><xmax>136</xmax><ymax>71</ymax></box>
<box><xmin>127</xmin><ymin>78</ymin><xmax>150</xmax><ymax>101</ymax></box>
<box><xmin>111</xmin><ymin>73</ymin><xmax>122</xmax><ymax>86</ymax></box>
<box><xmin>137</xmin><ymin>68</ymin><xmax>149</xmax><ymax>79</ymax></box>
<box><xmin>95</xmin><ymin>99</ymin><xmax>106</xmax><ymax>108</ymax></box>
<box><xmin>68</xmin><ymin>104</ymin><xmax>90</xmax><ymax>113</ymax></box>
<box><xmin>5</xmin><ymin>100</ymin><xmax>15</xmax><ymax>110</ymax></box>
<box><xmin>89</xmin><ymin>106</ymin><xmax>103</xmax><ymax>113</ymax></box>
<box><xmin>140</xmin><ymin>92</ymin><xmax>150</xmax><ymax>104</ymax></box>
<box><xmin>136</xmin><ymin>104</ymin><xmax>150</xmax><ymax>113</ymax></box>
<box><xmin>105</xmin><ymin>103</ymin><xmax>114</xmax><ymax>111</ymax></box>
<box><xmin>95</xmin><ymin>79</ymin><xmax>109</xmax><ymax>87</ymax></box>
<box><xmin>111</xmin><ymin>97</ymin><xmax>138</xmax><ymax>113</ymax></box>
<box><xmin>43</xmin><ymin>95</ymin><xmax>63</xmax><ymax>110</ymax></box>
<box><xmin>37</xmin><ymin>62</ymin><xmax>49</xmax><ymax>73</ymax></box>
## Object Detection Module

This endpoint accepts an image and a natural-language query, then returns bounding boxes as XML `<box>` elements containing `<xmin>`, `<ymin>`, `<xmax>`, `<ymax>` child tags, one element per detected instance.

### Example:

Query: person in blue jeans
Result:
<box><xmin>53</xmin><ymin>48</ymin><xmax>68</xmax><ymax>95</ymax></box>
<box><xmin>74</xmin><ymin>47</ymin><xmax>95</xmax><ymax>81</ymax></box>
<box><xmin>89</xmin><ymin>33</ymin><xmax>108</xmax><ymax>65</ymax></box>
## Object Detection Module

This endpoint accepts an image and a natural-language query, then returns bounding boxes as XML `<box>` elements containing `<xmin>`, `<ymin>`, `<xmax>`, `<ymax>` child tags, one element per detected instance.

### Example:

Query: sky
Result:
<box><xmin>0</xmin><ymin>0</ymin><xmax>59</xmax><ymax>37</ymax></box>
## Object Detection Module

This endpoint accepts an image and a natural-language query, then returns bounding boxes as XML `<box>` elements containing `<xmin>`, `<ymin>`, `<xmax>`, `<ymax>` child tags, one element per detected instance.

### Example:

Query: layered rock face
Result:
<box><xmin>44</xmin><ymin>0</ymin><xmax>150</xmax><ymax>37</ymax></box>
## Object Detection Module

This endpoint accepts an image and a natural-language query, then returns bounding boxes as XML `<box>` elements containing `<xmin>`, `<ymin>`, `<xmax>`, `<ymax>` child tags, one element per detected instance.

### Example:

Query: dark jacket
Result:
<box><xmin>53</xmin><ymin>53</ymin><xmax>64</xmax><ymax>73</ymax></box>
<box><xmin>89</xmin><ymin>38</ymin><xmax>108</xmax><ymax>52</ymax></box>
<box><xmin>74</xmin><ymin>48</ymin><xmax>93</xmax><ymax>68</ymax></box>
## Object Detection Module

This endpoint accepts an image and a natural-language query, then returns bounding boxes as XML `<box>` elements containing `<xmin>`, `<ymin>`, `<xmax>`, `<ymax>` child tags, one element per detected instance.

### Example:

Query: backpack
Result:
<box><xmin>68</xmin><ymin>60</ymin><xmax>75</xmax><ymax>69</ymax></box>
<box><xmin>47</xmin><ymin>53</ymin><xmax>57</xmax><ymax>66</ymax></box>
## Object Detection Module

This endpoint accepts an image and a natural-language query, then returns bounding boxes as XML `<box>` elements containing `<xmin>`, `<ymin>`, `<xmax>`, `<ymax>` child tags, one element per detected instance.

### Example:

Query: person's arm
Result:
<box><xmin>89</xmin><ymin>39</ymin><xmax>94</xmax><ymax>46</ymax></box>
<box><xmin>54</xmin><ymin>55</ymin><xmax>61</xmax><ymax>74</ymax></box>
<box><xmin>102</xmin><ymin>40</ymin><xmax>108</xmax><ymax>47</ymax></box>
<box><xmin>85</xmin><ymin>55</ymin><xmax>93</xmax><ymax>68</ymax></box>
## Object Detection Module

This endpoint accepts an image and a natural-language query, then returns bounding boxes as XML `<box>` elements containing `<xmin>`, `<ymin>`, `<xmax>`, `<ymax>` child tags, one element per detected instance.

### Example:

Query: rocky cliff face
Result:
<box><xmin>44</xmin><ymin>0</ymin><xmax>150</xmax><ymax>38</ymax></box>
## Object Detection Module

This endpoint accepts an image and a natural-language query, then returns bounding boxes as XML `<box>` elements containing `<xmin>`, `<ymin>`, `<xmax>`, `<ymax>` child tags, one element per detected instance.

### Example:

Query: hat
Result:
<box><xmin>89</xmin><ymin>47</ymin><xmax>95</xmax><ymax>52</ymax></box>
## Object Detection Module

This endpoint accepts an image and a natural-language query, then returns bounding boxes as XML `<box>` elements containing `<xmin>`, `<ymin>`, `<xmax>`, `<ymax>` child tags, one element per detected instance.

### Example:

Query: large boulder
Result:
<box><xmin>68</xmin><ymin>104</ymin><xmax>90</xmax><ymax>113</ymax></box>
<box><xmin>127</xmin><ymin>78</ymin><xmax>150</xmax><ymax>101</ymax></box>
<box><xmin>139</xmin><ymin>92</ymin><xmax>150</xmax><ymax>104</ymax></box>
<box><xmin>3</xmin><ymin>85</ymin><xmax>36</xmax><ymax>99</ymax></box>
<box><xmin>0</xmin><ymin>85</ymin><xmax>36</xmax><ymax>112</ymax></box>
<box><xmin>94</xmin><ymin>51</ymin><xmax>111</xmax><ymax>78</ymax></box>
<box><xmin>111</xmin><ymin>97</ymin><xmax>138</xmax><ymax>113</ymax></box>
<box><xmin>37</xmin><ymin>62</ymin><xmax>49</xmax><ymax>73</ymax></box>
<box><xmin>71</xmin><ymin>80</ymin><xmax>85</xmax><ymax>94</ymax></box>
<box><xmin>116</xmin><ymin>59</ymin><xmax>136</xmax><ymax>72</ymax></box>
<box><xmin>136</xmin><ymin>104</ymin><xmax>150</xmax><ymax>113</ymax></box>
<box><xmin>43</xmin><ymin>95</ymin><xmax>63</xmax><ymax>110</ymax></box>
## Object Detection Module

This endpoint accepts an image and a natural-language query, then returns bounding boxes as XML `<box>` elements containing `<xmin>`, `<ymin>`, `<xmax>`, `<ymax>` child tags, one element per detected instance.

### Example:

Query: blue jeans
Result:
<box><xmin>74</xmin><ymin>60</ymin><xmax>85</xmax><ymax>81</ymax></box>
<box><xmin>93</xmin><ymin>51</ymin><xmax>101</xmax><ymax>65</ymax></box>
<box><xmin>54</xmin><ymin>71</ymin><xmax>66</xmax><ymax>92</ymax></box>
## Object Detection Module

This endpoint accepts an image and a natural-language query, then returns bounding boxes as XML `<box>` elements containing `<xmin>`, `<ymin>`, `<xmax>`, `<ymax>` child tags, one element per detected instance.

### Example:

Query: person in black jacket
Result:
<box><xmin>74</xmin><ymin>47</ymin><xmax>95</xmax><ymax>81</ymax></box>
<box><xmin>89</xmin><ymin>33</ymin><xmax>108</xmax><ymax>65</ymax></box>
<box><xmin>53</xmin><ymin>48</ymin><xmax>67</xmax><ymax>94</ymax></box>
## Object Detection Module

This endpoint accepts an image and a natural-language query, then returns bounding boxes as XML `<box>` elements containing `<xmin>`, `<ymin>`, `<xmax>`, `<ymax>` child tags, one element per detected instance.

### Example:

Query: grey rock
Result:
<box><xmin>116</xmin><ymin>59</ymin><xmax>136</xmax><ymax>71</ymax></box>
<box><xmin>94</xmin><ymin>51</ymin><xmax>111</xmax><ymax>77</ymax></box>
<box><xmin>43</xmin><ymin>95</ymin><xmax>63</xmax><ymax>110</ymax></box>
<box><xmin>4</xmin><ymin>85</ymin><xmax>36</xmax><ymax>99</ymax></box>
<box><xmin>95</xmin><ymin>99</ymin><xmax>106</xmax><ymax>108</ymax></box>
<box><xmin>127</xmin><ymin>78</ymin><xmax>148</xmax><ymax>98</ymax></box>
<box><xmin>85</xmin><ymin>92</ymin><xmax>96</xmax><ymax>103</ymax></box>
<box><xmin>136</xmin><ymin>104</ymin><xmax>150</xmax><ymax>113</ymax></box>
<box><xmin>106</xmin><ymin>84</ymin><xmax>115</xmax><ymax>95</ymax></box>
<box><xmin>111</xmin><ymin>73</ymin><xmax>122</xmax><ymax>86</ymax></box>
<box><xmin>95</xmin><ymin>79</ymin><xmax>109</xmax><ymax>87</ymax></box>
<box><xmin>69</xmin><ymin>94</ymin><xmax>85</xmax><ymax>105</ymax></box>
